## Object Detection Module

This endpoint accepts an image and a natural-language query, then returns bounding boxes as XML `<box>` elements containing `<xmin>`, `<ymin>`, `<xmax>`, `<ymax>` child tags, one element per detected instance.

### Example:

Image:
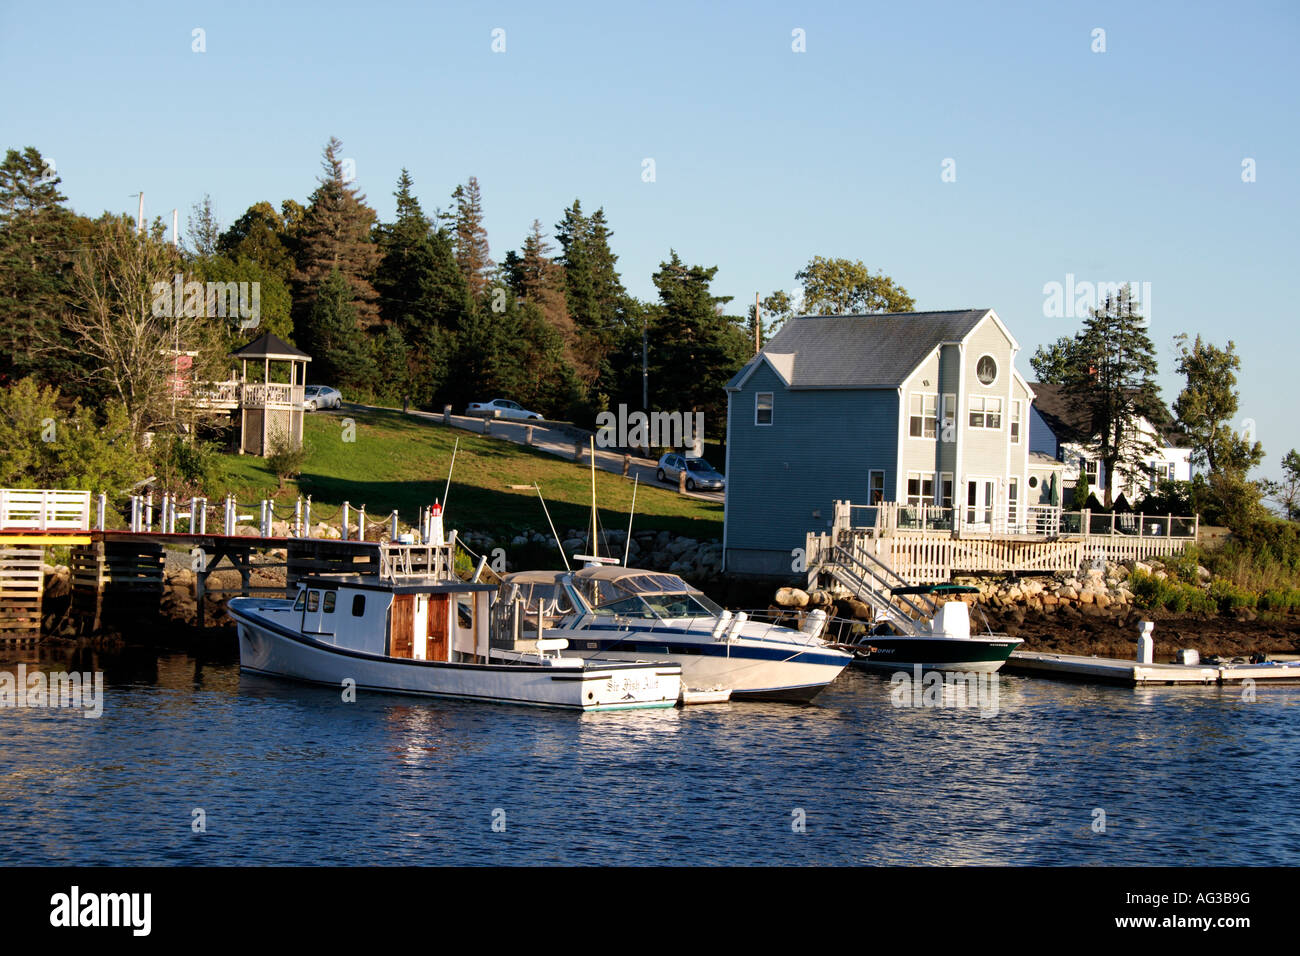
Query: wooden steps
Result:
<box><xmin>0</xmin><ymin>545</ymin><xmax>44</xmax><ymax>640</ymax></box>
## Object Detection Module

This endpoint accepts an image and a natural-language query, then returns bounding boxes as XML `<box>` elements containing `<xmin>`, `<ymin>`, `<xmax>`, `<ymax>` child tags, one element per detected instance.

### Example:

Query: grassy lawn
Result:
<box><xmin>211</xmin><ymin>406</ymin><xmax>723</xmax><ymax>541</ymax></box>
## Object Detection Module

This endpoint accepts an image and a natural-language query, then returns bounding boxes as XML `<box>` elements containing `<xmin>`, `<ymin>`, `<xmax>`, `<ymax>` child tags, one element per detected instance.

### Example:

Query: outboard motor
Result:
<box><xmin>799</xmin><ymin>607</ymin><xmax>828</xmax><ymax>639</ymax></box>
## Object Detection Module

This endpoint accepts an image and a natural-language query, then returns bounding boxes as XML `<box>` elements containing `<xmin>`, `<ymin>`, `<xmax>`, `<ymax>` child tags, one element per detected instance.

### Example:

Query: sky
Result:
<box><xmin>2</xmin><ymin>0</ymin><xmax>1297</xmax><ymax>478</ymax></box>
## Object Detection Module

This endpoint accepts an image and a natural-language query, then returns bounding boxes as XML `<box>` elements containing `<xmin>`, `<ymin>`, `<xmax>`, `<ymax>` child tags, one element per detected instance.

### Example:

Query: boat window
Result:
<box><xmin>457</xmin><ymin>596</ymin><xmax>473</xmax><ymax>629</ymax></box>
<box><xmin>307</xmin><ymin>591</ymin><xmax>320</xmax><ymax>612</ymax></box>
<box><xmin>352</xmin><ymin>595</ymin><xmax>365</xmax><ymax>617</ymax></box>
<box><xmin>642</xmin><ymin>592</ymin><xmax>718</xmax><ymax>618</ymax></box>
<box><xmin>323</xmin><ymin>592</ymin><xmax>336</xmax><ymax>613</ymax></box>
<box><xmin>293</xmin><ymin>591</ymin><xmax>307</xmax><ymax>611</ymax></box>
<box><xmin>591</xmin><ymin>596</ymin><xmax>657</xmax><ymax>619</ymax></box>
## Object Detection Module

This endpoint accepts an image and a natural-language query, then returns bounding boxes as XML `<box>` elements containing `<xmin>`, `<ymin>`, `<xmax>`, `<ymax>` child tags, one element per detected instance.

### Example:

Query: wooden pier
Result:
<box><xmin>1005</xmin><ymin>650</ymin><xmax>1300</xmax><ymax>686</ymax></box>
<box><xmin>1</xmin><ymin>486</ymin><xmax>449</xmax><ymax>639</ymax></box>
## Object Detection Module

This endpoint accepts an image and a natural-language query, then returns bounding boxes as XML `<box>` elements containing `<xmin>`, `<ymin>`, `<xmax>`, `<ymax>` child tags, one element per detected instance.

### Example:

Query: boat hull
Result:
<box><xmin>230</xmin><ymin>601</ymin><xmax>680</xmax><ymax>711</ymax></box>
<box><xmin>851</xmin><ymin>636</ymin><xmax>1023</xmax><ymax>674</ymax></box>
<box><xmin>550</xmin><ymin>633</ymin><xmax>851</xmax><ymax>702</ymax></box>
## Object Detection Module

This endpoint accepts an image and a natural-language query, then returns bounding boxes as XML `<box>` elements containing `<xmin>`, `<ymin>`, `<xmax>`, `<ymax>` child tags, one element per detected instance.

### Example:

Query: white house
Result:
<box><xmin>1029</xmin><ymin>383</ymin><xmax>1192</xmax><ymax>505</ymax></box>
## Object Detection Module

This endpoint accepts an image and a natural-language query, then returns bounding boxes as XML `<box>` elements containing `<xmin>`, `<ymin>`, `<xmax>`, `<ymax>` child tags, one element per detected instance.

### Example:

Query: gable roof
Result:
<box><xmin>726</xmin><ymin>309</ymin><xmax>990</xmax><ymax>391</ymax></box>
<box><xmin>1031</xmin><ymin>382</ymin><xmax>1188</xmax><ymax>448</ymax></box>
<box><xmin>231</xmin><ymin>332</ymin><xmax>311</xmax><ymax>361</ymax></box>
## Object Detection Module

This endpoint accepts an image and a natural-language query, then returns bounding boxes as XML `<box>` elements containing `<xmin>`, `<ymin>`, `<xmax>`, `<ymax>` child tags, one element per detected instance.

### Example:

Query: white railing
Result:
<box><xmin>858</xmin><ymin>501</ymin><xmax>1196</xmax><ymax>542</ymax></box>
<box><xmin>0</xmin><ymin>489</ymin><xmax>92</xmax><ymax>531</ymax></box>
<box><xmin>241</xmin><ymin>382</ymin><xmax>304</xmax><ymax>408</ymax></box>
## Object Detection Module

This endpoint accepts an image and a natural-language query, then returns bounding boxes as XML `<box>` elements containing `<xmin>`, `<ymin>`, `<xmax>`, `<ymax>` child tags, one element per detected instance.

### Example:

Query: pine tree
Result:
<box><xmin>185</xmin><ymin>194</ymin><xmax>220</xmax><ymax>259</ymax></box>
<box><xmin>293</xmin><ymin>137</ymin><xmax>381</xmax><ymax>336</ymax></box>
<box><xmin>217</xmin><ymin>201</ymin><xmax>295</xmax><ymax>286</ymax></box>
<box><xmin>1062</xmin><ymin>285</ymin><xmax>1165</xmax><ymax>507</ymax></box>
<box><xmin>374</xmin><ymin>170</ymin><xmax>471</xmax><ymax>405</ymax></box>
<box><xmin>450</xmin><ymin>176</ymin><xmax>492</xmax><ymax>300</ymax></box>
<box><xmin>0</xmin><ymin>146</ymin><xmax>82</xmax><ymax>385</ymax></box>
<box><xmin>298</xmin><ymin>268</ymin><xmax>375</xmax><ymax>389</ymax></box>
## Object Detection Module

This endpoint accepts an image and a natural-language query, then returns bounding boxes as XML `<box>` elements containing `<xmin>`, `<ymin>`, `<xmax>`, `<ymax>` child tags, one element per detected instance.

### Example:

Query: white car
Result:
<box><xmin>466</xmin><ymin>399</ymin><xmax>543</xmax><ymax>421</ymax></box>
<box><xmin>303</xmin><ymin>385</ymin><xmax>342</xmax><ymax>411</ymax></box>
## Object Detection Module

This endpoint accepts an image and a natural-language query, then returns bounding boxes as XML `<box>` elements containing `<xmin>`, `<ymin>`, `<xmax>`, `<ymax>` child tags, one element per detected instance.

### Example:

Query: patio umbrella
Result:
<box><xmin>1048</xmin><ymin>473</ymin><xmax>1060</xmax><ymax>507</ymax></box>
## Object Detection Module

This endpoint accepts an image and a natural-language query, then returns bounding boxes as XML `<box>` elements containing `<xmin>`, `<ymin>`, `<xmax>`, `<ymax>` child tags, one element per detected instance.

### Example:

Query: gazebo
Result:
<box><xmin>230</xmin><ymin>333</ymin><xmax>311</xmax><ymax>456</ymax></box>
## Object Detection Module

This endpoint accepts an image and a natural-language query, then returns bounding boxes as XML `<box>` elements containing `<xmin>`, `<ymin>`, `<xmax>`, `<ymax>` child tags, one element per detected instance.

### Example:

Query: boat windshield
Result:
<box><xmin>588</xmin><ymin>589</ymin><xmax>721</xmax><ymax>619</ymax></box>
<box><xmin>584</xmin><ymin>572</ymin><xmax>723</xmax><ymax>614</ymax></box>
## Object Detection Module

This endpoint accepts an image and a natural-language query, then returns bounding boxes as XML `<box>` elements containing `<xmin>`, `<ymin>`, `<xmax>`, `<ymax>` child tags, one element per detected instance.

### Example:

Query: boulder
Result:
<box><xmin>775</xmin><ymin>587</ymin><xmax>810</xmax><ymax>608</ymax></box>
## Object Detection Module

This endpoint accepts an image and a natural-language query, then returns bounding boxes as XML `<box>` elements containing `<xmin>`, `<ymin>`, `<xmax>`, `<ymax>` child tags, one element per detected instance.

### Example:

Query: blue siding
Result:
<box><xmin>725</xmin><ymin>363</ymin><xmax>899</xmax><ymax>575</ymax></box>
<box><xmin>1029</xmin><ymin>406</ymin><xmax>1060</xmax><ymax>457</ymax></box>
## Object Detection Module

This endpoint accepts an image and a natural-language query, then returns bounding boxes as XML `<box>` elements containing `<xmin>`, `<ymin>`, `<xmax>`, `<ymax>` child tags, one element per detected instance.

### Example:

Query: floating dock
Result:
<box><xmin>1006</xmin><ymin>651</ymin><xmax>1300</xmax><ymax>686</ymax></box>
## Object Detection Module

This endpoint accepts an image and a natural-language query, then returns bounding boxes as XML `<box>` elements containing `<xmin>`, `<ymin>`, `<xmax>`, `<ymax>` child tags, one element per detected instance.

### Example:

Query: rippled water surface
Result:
<box><xmin>1</xmin><ymin>647</ymin><xmax>1297</xmax><ymax>865</ymax></box>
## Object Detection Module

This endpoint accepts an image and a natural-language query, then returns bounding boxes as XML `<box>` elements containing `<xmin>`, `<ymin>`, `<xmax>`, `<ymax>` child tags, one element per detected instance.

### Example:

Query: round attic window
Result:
<box><xmin>976</xmin><ymin>355</ymin><xmax>998</xmax><ymax>385</ymax></box>
<box><xmin>1029</xmin><ymin>476</ymin><xmax>1039</xmax><ymax>489</ymax></box>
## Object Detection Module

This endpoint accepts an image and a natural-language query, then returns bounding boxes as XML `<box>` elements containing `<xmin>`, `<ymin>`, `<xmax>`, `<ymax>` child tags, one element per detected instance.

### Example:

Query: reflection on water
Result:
<box><xmin>0</xmin><ymin>647</ymin><xmax>1297</xmax><ymax>865</ymax></box>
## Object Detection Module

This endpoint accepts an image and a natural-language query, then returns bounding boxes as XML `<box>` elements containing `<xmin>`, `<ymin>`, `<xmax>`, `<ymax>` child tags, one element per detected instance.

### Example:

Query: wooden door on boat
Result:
<box><xmin>390</xmin><ymin>593</ymin><xmax>414</xmax><ymax>659</ymax></box>
<box><xmin>427</xmin><ymin>594</ymin><xmax>449</xmax><ymax>662</ymax></box>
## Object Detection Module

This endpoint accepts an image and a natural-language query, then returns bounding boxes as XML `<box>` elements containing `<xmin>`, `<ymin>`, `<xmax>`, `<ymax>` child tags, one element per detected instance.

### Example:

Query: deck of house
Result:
<box><xmin>807</xmin><ymin>499</ymin><xmax>1198</xmax><ymax>586</ymax></box>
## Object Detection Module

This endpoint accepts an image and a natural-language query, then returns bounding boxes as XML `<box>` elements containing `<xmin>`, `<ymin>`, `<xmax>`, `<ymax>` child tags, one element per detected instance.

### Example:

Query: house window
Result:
<box><xmin>1010</xmin><ymin>400</ymin><xmax>1023</xmax><ymax>444</ymax></box>
<box><xmin>976</xmin><ymin>355</ymin><xmax>998</xmax><ymax>385</ymax></box>
<box><xmin>755</xmin><ymin>392</ymin><xmax>773</xmax><ymax>426</ymax></box>
<box><xmin>968</xmin><ymin>395</ymin><xmax>1003</xmax><ymax>429</ymax></box>
<box><xmin>1008</xmin><ymin>478</ymin><xmax>1019</xmax><ymax>528</ymax></box>
<box><xmin>906</xmin><ymin>471</ymin><xmax>936</xmax><ymax>506</ymax></box>
<box><xmin>909</xmin><ymin>392</ymin><xmax>938</xmax><ymax>439</ymax></box>
<box><xmin>941</xmin><ymin>394</ymin><xmax>956</xmax><ymax>442</ymax></box>
<box><xmin>868</xmin><ymin>470</ymin><xmax>885</xmax><ymax>505</ymax></box>
<box><xmin>940</xmin><ymin>473</ymin><xmax>954</xmax><ymax>508</ymax></box>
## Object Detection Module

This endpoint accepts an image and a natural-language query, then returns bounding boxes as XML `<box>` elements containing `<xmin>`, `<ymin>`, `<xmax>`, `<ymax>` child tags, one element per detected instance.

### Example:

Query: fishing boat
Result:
<box><xmin>228</xmin><ymin>528</ymin><xmax>681</xmax><ymax>712</ymax></box>
<box><xmin>845</xmin><ymin>583</ymin><xmax>1023</xmax><ymax>674</ymax></box>
<box><xmin>493</xmin><ymin>565</ymin><xmax>852</xmax><ymax>702</ymax></box>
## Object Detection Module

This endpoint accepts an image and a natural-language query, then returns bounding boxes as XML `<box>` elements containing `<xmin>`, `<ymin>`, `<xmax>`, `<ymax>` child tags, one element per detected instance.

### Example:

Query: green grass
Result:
<box><xmin>210</xmin><ymin>406</ymin><xmax>722</xmax><ymax>541</ymax></box>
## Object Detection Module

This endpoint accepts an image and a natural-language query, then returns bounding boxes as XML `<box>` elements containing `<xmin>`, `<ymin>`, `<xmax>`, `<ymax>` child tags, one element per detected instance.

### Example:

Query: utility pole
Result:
<box><xmin>136</xmin><ymin>191</ymin><xmax>144</xmax><ymax>234</ymax></box>
<box><xmin>641</xmin><ymin>316</ymin><xmax>648</xmax><ymax>410</ymax></box>
<box><xmin>172</xmin><ymin>208</ymin><xmax>179</xmax><ymax>247</ymax></box>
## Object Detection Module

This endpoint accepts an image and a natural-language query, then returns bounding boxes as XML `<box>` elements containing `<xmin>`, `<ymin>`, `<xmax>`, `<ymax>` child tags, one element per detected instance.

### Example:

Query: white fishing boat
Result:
<box><xmin>494</xmin><ymin>566</ymin><xmax>852</xmax><ymax>702</ymax></box>
<box><xmin>228</xmin><ymin>532</ymin><xmax>681</xmax><ymax>712</ymax></box>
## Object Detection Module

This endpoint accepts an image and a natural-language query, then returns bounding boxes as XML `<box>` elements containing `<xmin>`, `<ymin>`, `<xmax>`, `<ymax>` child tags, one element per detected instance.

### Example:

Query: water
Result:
<box><xmin>1</xmin><ymin>646</ymin><xmax>1297</xmax><ymax>866</ymax></box>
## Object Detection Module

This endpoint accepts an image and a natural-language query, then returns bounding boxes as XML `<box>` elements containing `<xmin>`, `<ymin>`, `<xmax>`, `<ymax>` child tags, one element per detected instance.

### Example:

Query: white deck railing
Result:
<box><xmin>0</xmin><ymin>489</ymin><xmax>92</xmax><ymax>531</ymax></box>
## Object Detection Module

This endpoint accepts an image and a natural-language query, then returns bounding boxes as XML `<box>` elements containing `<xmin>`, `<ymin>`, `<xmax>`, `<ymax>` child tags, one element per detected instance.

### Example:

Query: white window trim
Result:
<box><xmin>905</xmin><ymin>470</ymin><xmax>937</xmax><ymax>506</ymax></box>
<box><xmin>868</xmin><ymin>469</ymin><xmax>886</xmax><ymax>505</ymax></box>
<box><xmin>755</xmin><ymin>391</ymin><xmax>774</xmax><ymax>426</ymax></box>
<box><xmin>976</xmin><ymin>353</ymin><xmax>999</xmax><ymax>387</ymax></box>
<box><xmin>907</xmin><ymin>391</ymin><xmax>939</xmax><ymax>440</ymax></box>
<box><xmin>1010</xmin><ymin>399</ymin><xmax>1023</xmax><ymax>444</ymax></box>
<box><xmin>940</xmin><ymin>471</ymin><xmax>954</xmax><ymax>508</ymax></box>
<box><xmin>968</xmin><ymin>394</ymin><xmax>1004</xmax><ymax>430</ymax></box>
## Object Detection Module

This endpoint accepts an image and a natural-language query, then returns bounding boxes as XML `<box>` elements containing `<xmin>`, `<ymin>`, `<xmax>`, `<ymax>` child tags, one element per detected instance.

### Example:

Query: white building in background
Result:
<box><xmin>1029</xmin><ymin>383</ymin><xmax>1192</xmax><ymax>506</ymax></box>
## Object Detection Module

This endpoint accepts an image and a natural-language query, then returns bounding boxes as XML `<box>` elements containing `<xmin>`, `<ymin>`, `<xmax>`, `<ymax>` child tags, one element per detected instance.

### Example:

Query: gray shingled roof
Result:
<box><xmin>727</xmin><ymin>310</ymin><xmax>990</xmax><ymax>390</ymax></box>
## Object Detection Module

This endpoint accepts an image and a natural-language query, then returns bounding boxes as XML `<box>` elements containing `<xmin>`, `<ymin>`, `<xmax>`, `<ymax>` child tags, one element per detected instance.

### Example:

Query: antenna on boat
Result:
<box><xmin>442</xmin><ymin>436</ymin><xmax>460</xmax><ymax>511</ymax></box>
<box><xmin>623</xmin><ymin>474</ymin><xmax>638</xmax><ymax>567</ymax></box>
<box><xmin>534</xmin><ymin>483</ymin><xmax>570</xmax><ymax>572</ymax></box>
<box><xmin>589</xmin><ymin>436</ymin><xmax>598</xmax><ymax>559</ymax></box>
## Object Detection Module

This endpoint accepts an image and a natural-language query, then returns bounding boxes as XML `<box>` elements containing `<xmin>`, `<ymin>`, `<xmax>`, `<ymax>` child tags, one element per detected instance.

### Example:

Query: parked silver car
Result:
<box><xmin>303</xmin><ymin>385</ymin><xmax>342</xmax><ymax>411</ymax></box>
<box><xmin>466</xmin><ymin>398</ymin><xmax>543</xmax><ymax>421</ymax></box>
<box><xmin>656</xmin><ymin>453</ymin><xmax>725</xmax><ymax>492</ymax></box>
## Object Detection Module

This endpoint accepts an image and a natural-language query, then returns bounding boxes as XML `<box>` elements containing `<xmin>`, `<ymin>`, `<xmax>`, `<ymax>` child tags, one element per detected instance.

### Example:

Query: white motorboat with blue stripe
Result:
<box><xmin>495</xmin><ymin>566</ymin><xmax>852</xmax><ymax>702</ymax></box>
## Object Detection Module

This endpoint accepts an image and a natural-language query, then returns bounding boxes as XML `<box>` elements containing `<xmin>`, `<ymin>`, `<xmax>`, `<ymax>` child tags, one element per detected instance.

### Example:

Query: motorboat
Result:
<box><xmin>228</xmin><ymin>539</ymin><xmax>681</xmax><ymax>711</ymax></box>
<box><xmin>845</xmin><ymin>584</ymin><xmax>1023</xmax><ymax>674</ymax></box>
<box><xmin>494</xmin><ymin>566</ymin><xmax>852</xmax><ymax>702</ymax></box>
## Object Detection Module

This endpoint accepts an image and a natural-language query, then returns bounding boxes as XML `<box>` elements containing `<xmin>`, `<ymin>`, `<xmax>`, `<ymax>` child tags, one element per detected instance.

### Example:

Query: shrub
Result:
<box><xmin>265</xmin><ymin>431</ymin><xmax>309</xmax><ymax>490</ymax></box>
<box><xmin>1209</xmin><ymin>578</ymin><xmax>1256</xmax><ymax>614</ymax></box>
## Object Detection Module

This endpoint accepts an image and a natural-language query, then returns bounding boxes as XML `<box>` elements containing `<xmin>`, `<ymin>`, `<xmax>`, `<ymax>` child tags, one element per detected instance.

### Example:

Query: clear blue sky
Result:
<box><xmin>3</xmin><ymin>0</ymin><xmax>1296</xmax><ymax>477</ymax></box>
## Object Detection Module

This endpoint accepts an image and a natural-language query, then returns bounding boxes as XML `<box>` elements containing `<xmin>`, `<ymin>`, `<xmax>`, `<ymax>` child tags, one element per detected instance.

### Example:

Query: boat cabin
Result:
<box><xmin>293</xmin><ymin>576</ymin><xmax>496</xmax><ymax>663</ymax></box>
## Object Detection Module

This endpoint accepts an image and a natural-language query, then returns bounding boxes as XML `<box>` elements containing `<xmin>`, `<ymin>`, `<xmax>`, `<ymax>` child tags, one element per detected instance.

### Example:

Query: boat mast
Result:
<box><xmin>623</xmin><ymin>475</ymin><xmax>638</xmax><ymax>567</ymax></box>
<box><xmin>589</xmin><ymin>436</ymin><xmax>598</xmax><ymax>558</ymax></box>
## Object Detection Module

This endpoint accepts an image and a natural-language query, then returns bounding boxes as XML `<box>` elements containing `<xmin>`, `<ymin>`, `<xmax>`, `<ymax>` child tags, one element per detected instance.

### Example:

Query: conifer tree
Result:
<box><xmin>293</xmin><ymin>137</ymin><xmax>381</xmax><ymax>335</ymax></box>
<box><xmin>450</xmin><ymin>176</ymin><xmax>492</xmax><ymax>300</ymax></box>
